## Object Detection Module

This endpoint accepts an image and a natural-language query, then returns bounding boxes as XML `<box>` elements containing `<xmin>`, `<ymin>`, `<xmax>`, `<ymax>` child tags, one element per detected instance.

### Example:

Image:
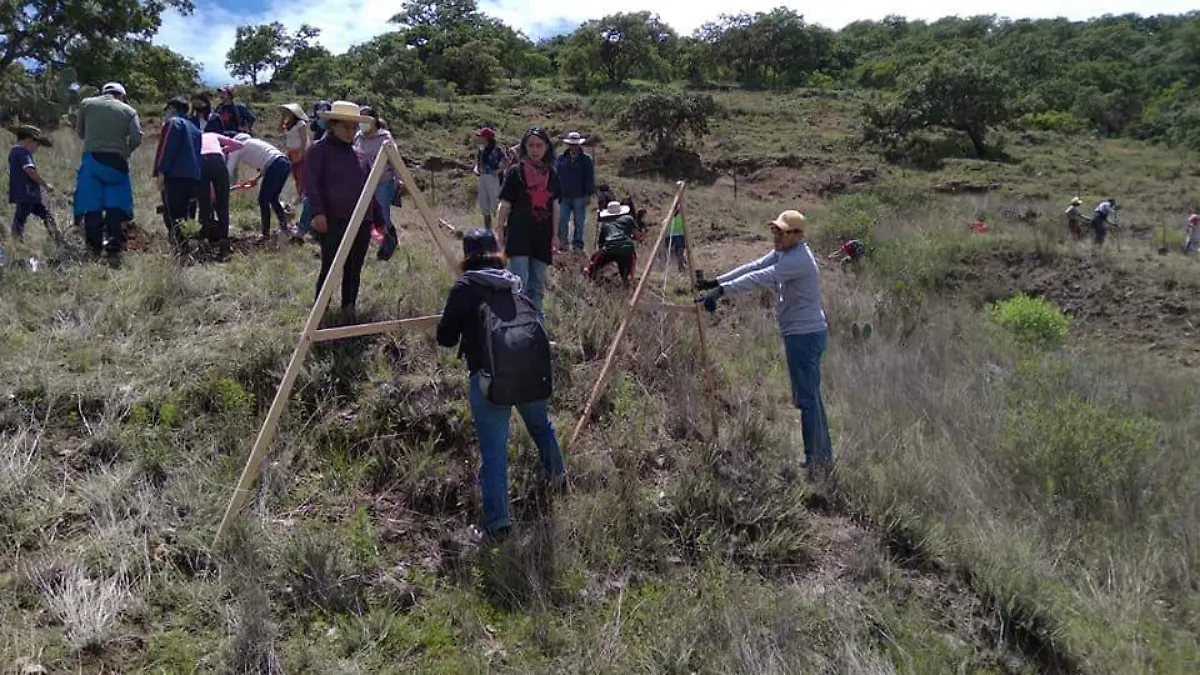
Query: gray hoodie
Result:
<box><xmin>717</xmin><ymin>243</ymin><xmax>827</xmax><ymax>337</ymax></box>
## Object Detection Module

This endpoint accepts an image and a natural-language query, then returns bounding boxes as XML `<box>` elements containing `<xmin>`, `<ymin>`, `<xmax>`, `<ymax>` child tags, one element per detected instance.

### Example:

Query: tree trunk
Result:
<box><xmin>966</xmin><ymin>129</ymin><xmax>987</xmax><ymax>158</ymax></box>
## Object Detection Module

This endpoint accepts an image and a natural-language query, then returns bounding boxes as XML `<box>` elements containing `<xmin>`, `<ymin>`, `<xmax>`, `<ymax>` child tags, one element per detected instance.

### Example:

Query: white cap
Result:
<box><xmin>102</xmin><ymin>82</ymin><xmax>127</xmax><ymax>96</ymax></box>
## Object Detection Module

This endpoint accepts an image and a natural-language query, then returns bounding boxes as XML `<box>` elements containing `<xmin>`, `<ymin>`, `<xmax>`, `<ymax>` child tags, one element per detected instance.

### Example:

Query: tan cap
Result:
<box><xmin>769</xmin><ymin>210</ymin><xmax>807</xmax><ymax>234</ymax></box>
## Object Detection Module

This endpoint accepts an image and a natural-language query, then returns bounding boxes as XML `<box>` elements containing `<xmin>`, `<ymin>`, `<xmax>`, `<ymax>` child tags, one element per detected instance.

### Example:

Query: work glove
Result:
<box><xmin>696</xmin><ymin>277</ymin><xmax>720</xmax><ymax>291</ymax></box>
<box><xmin>696</xmin><ymin>285</ymin><xmax>724</xmax><ymax>313</ymax></box>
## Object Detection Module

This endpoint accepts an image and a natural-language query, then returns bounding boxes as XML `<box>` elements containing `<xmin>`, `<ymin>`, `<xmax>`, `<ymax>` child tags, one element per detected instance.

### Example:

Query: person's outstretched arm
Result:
<box><xmin>436</xmin><ymin>282</ymin><xmax>472</xmax><ymax>349</ymax></box>
<box><xmin>715</xmin><ymin>251</ymin><xmax>778</xmax><ymax>290</ymax></box>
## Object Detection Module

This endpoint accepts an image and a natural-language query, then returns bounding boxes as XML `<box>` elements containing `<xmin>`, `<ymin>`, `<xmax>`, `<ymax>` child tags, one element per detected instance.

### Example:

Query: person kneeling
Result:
<box><xmin>584</xmin><ymin>200</ymin><xmax>643</xmax><ymax>285</ymax></box>
<box><xmin>436</xmin><ymin>229</ymin><xmax>567</xmax><ymax>541</ymax></box>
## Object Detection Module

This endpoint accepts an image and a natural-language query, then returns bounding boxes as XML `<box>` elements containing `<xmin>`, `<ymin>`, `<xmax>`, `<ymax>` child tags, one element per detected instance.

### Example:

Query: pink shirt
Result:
<box><xmin>200</xmin><ymin>132</ymin><xmax>243</xmax><ymax>157</ymax></box>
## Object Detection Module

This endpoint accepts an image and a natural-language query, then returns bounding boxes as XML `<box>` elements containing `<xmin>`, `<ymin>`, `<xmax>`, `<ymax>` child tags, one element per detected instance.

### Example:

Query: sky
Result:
<box><xmin>155</xmin><ymin>0</ymin><xmax>1199</xmax><ymax>84</ymax></box>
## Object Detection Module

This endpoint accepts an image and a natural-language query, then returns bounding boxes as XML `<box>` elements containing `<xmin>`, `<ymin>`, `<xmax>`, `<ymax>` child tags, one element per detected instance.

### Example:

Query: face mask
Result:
<box><xmin>359</xmin><ymin>121</ymin><xmax>373</xmax><ymax>134</ymax></box>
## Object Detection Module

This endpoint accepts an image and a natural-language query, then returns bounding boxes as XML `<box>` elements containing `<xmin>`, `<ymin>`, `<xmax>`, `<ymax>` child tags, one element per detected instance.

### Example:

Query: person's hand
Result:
<box><xmin>43</xmin><ymin>183</ymin><xmax>55</xmax><ymax>193</ymax></box>
<box><xmin>312</xmin><ymin>215</ymin><xmax>328</xmax><ymax>234</ymax></box>
<box><xmin>552</xmin><ymin>235</ymin><xmax>560</xmax><ymax>252</ymax></box>
<box><xmin>696</xmin><ymin>286</ymin><xmax>724</xmax><ymax>313</ymax></box>
<box><xmin>696</xmin><ymin>278</ymin><xmax>720</xmax><ymax>291</ymax></box>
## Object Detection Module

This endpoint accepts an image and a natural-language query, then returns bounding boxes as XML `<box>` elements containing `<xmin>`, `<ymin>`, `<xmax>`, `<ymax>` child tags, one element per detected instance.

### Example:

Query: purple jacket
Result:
<box><xmin>305</xmin><ymin>134</ymin><xmax>382</xmax><ymax>224</ymax></box>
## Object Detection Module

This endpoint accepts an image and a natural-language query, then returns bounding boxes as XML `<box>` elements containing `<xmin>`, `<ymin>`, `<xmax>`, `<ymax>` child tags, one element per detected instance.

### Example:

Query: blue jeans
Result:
<box><xmin>258</xmin><ymin>156</ymin><xmax>291</xmax><ymax>235</ymax></box>
<box><xmin>297</xmin><ymin>196</ymin><xmax>313</xmax><ymax>235</ymax></box>
<box><xmin>783</xmin><ymin>331</ymin><xmax>833</xmax><ymax>467</ymax></box>
<box><xmin>374</xmin><ymin>177</ymin><xmax>396</xmax><ymax>233</ymax></box>
<box><xmin>507</xmin><ymin>256</ymin><xmax>549</xmax><ymax>318</ymax></box>
<box><xmin>558</xmin><ymin>197</ymin><xmax>588</xmax><ymax>251</ymax></box>
<box><xmin>469</xmin><ymin>372</ymin><xmax>565</xmax><ymax>534</ymax></box>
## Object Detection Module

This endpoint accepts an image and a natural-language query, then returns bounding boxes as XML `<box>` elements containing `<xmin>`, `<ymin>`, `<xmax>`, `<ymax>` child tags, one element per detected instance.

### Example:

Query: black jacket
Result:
<box><xmin>436</xmin><ymin>267</ymin><xmax>524</xmax><ymax>373</ymax></box>
<box><xmin>596</xmin><ymin>213</ymin><xmax>640</xmax><ymax>252</ymax></box>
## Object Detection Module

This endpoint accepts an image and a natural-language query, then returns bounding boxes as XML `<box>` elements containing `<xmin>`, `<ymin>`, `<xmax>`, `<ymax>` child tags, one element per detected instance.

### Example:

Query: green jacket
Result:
<box><xmin>597</xmin><ymin>214</ymin><xmax>640</xmax><ymax>252</ymax></box>
<box><xmin>75</xmin><ymin>94</ymin><xmax>143</xmax><ymax>158</ymax></box>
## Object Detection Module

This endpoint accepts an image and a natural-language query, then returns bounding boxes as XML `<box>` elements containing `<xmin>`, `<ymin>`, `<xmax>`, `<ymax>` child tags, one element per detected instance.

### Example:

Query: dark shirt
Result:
<box><xmin>477</xmin><ymin>143</ymin><xmax>506</xmax><ymax>174</ymax></box>
<box><xmin>597</xmin><ymin>214</ymin><xmax>640</xmax><ymax>253</ymax></box>
<box><xmin>216</xmin><ymin>102</ymin><xmax>256</xmax><ymax>133</ymax></box>
<box><xmin>7</xmin><ymin>144</ymin><xmax>41</xmax><ymax>204</ymax></box>
<box><xmin>305</xmin><ymin>134</ymin><xmax>383</xmax><ymax>224</ymax></box>
<box><xmin>555</xmin><ymin>150</ymin><xmax>595</xmax><ymax>200</ymax></box>
<box><xmin>500</xmin><ymin>161</ymin><xmax>560</xmax><ymax>264</ymax></box>
<box><xmin>153</xmin><ymin>117</ymin><xmax>203</xmax><ymax>180</ymax></box>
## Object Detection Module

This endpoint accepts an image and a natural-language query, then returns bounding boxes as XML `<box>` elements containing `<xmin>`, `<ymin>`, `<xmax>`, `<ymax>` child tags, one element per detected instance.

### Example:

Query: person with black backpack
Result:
<box><xmin>436</xmin><ymin>228</ymin><xmax>566</xmax><ymax>540</ymax></box>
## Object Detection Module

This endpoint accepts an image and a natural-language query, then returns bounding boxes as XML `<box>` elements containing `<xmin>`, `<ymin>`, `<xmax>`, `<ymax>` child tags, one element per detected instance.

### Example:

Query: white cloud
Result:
<box><xmin>157</xmin><ymin>0</ymin><xmax>1200</xmax><ymax>84</ymax></box>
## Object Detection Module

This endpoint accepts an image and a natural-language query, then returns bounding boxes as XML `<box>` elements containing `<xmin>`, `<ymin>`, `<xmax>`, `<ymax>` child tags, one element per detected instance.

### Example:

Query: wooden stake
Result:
<box><xmin>385</xmin><ymin>144</ymin><xmax>459</xmax><ymax>271</ymax></box>
<box><xmin>679</xmin><ymin>197</ymin><xmax>720</xmax><ymax>439</ymax></box>
<box><xmin>569</xmin><ymin>181</ymin><xmax>687</xmax><ymax>448</ymax></box>
<box><xmin>311</xmin><ymin>315</ymin><xmax>441</xmax><ymax>342</ymax></box>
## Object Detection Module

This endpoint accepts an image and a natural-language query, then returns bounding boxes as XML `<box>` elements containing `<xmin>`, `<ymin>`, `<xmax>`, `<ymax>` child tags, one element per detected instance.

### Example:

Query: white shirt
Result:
<box><xmin>1094</xmin><ymin>201</ymin><xmax>1114</xmax><ymax>217</ymax></box>
<box><xmin>227</xmin><ymin>137</ymin><xmax>285</xmax><ymax>178</ymax></box>
<box><xmin>285</xmin><ymin>122</ymin><xmax>309</xmax><ymax>151</ymax></box>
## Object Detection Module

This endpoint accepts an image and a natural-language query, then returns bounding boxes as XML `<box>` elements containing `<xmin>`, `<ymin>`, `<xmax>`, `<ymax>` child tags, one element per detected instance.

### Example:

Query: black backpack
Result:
<box><xmin>477</xmin><ymin>288</ymin><xmax>553</xmax><ymax>406</ymax></box>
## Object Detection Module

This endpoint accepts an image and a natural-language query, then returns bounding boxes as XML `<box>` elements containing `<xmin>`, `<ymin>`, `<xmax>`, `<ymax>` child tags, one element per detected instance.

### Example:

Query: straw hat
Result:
<box><xmin>601</xmin><ymin>201</ymin><xmax>630</xmax><ymax>217</ymax></box>
<box><xmin>318</xmin><ymin>100</ymin><xmax>372</xmax><ymax>123</ymax></box>
<box><xmin>1071</xmin><ymin>197</ymin><xmax>1082</xmax><ymax>205</ymax></box>
<box><xmin>279</xmin><ymin>103</ymin><xmax>308</xmax><ymax>122</ymax></box>
<box><xmin>7</xmin><ymin>124</ymin><xmax>52</xmax><ymax>147</ymax></box>
<box><xmin>769</xmin><ymin>210</ymin><xmax>807</xmax><ymax>234</ymax></box>
<box><xmin>563</xmin><ymin>131</ymin><xmax>586</xmax><ymax>145</ymax></box>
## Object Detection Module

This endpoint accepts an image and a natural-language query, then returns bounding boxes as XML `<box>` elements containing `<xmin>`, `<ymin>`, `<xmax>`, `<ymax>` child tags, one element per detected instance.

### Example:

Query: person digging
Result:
<box><xmin>696</xmin><ymin>210</ymin><xmax>833</xmax><ymax>478</ymax></box>
<box><xmin>152</xmin><ymin>96</ymin><xmax>203</xmax><ymax>255</ymax></box>
<box><xmin>1090</xmin><ymin>197</ymin><xmax>1118</xmax><ymax>247</ymax></box>
<box><xmin>828</xmin><ymin>234</ymin><xmax>866</xmax><ymax>270</ymax></box>
<box><xmin>584</xmin><ymin>200</ymin><xmax>644</xmax><ymax>286</ymax></box>
<box><xmin>6</xmin><ymin>125</ymin><xmax>65</xmax><ymax>249</ymax></box>
<box><xmin>1064</xmin><ymin>197</ymin><xmax>1086</xmax><ymax>240</ymax></box>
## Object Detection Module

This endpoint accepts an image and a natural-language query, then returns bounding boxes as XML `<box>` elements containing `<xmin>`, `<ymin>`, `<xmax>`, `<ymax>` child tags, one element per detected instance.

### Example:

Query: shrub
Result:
<box><xmin>1019</xmin><ymin>110</ymin><xmax>1087</xmax><ymax>134</ymax></box>
<box><xmin>989</xmin><ymin>294</ymin><xmax>1070</xmax><ymax>348</ymax></box>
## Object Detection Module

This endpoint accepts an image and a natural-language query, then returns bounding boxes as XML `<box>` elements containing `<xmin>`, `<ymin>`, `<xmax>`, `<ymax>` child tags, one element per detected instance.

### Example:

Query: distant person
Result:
<box><xmin>1064</xmin><ymin>197</ymin><xmax>1085</xmax><ymax>240</ymax></box>
<box><xmin>970</xmin><ymin>217</ymin><xmax>989</xmax><ymax>234</ymax></box>
<box><xmin>152</xmin><ymin>97</ymin><xmax>203</xmax><ymax>252</ymax></box>
<box><xmin>1185</xmin><ymin>208</ymin><xmax>1198</xmax><ymax>254</ymax></box>
<box><xmin>696</xmin><ymin>210</ymin><xmax>833</xmax><ymax>475</ymax></box>
<box><xmin>74</xmin><ymin>81</ymin><xmax>143</xmax><ymax>263</ymax></box>
<box><xmin>662</xmin><ymin>204</ymin><xmax>687</xmax><ymax>273</ymax></box>
<box><xmin>1091</xmin><ymin>198</ymin><xmax>1117</xmax><ymax>246</ymax></box>
<box><xmin>435</xmin><ymin>228</ymin><xmax>564</xmax><ymax>540</ymax></box>
<box><xmin>212</xmin><ymin>86</ymin><xmax>256</xmax><ymax>136</ymax></box>
<box><xmin>555</xmin><ymin>131</ymin><xmax>594</xmax><ymax>253</ymax></box>
<box><xmin>310</xmin><ymin>100</ymin><xmax>332</xmax><ymax>143</ymax></box>
<box><xmin>355</xmin><ymin>106</ymin><xmax>398</xmax><ymax>260</ymax></box>
<box><xmin>472</xmin><ymin>127</ymin><xmax>506</xmax><ymax>229</ymax></box>
<box><xmin>280</xmin><ymin>103</ymin><xmax>310</xmax><ymax>212</ymax></box>
<box><xmin>227</xmin><ymin>133</ymin><xmax>292</xmax><ymax>241</ymax></box>
<box><xmin>189</xmin><ymin>92</ymin><xmax>217</xmax><ymax>131</ymax></box>
<box><xmin>584</xmin><ymin>200</ymin><xmax>644</xmax><ymax>286</ymax></box>
<box><xmin>197</xmin><ymin>132</ymin><xmax>242</xmax><ymax>259</ymax></box>
<box><xmin>306</xmin><ymin>100</ymin><xmax>384</xmax><ymax>313</ymax></box>
<box><xmin>6</xmin><ymin>125</ymin><xmax>62</xmax><ymax>246</ymax></box>
<box><xmin>828</xmin><ymin>234</ymin><xmax>866</xmax><ymax>269</ymax></box>
<box><xmin>496</xmin><ymin>127</ymin><xmax>560</xmax><ymax>320</ymax></box>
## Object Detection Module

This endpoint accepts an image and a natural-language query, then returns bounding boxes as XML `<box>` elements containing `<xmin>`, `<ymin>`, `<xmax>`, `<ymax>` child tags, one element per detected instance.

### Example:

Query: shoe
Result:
<box><xmin>378</xmin><ymin>234</ymin><xmax>397</xmax><ymax>261</ymax></box>
<box><xmin>216</xmin><ymin>239</ymin><xmax>233</xmax><ymax>262</ymax></box>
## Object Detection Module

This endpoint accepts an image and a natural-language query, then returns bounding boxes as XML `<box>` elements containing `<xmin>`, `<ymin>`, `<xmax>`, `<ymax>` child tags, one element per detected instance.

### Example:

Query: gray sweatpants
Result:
<box><xmin>477</xmin><ymin>174</ymin><xmax>501</xmax><ymax>219</ymax></box>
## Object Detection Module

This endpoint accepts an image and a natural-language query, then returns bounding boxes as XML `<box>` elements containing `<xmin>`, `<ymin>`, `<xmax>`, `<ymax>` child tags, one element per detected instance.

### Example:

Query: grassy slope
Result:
<box><xmin>1</xmin><ymin>83</ymin><xmax>1199</xmax><ymax>673</ymax></box>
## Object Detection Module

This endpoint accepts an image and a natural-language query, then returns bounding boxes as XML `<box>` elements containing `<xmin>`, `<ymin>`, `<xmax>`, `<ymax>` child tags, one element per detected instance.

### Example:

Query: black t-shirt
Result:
<box><xmin>500</xmin><ymin>161</ymin><xmax>560</xmax><ymax>264</ymax></box>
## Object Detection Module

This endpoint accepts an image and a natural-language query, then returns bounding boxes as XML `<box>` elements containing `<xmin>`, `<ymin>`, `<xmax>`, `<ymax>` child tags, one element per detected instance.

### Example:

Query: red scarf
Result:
<box><xmin>522</xmin><ymin>160</ymin><xmax>552</xmax><ymax>223</ymax></box>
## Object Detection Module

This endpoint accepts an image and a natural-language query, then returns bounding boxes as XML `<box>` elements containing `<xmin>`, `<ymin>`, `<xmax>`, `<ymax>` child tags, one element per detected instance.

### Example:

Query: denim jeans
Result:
<box><xmin>258</xmin><ymin>156</ymin><xmax>291</xmax><ymax>235</ymax></box>
<box><xmin>783</xmin><ymin>331</ymin><xmax>833</xmax><ymax>467</ymax></box>
<box><xmin>469</xmin><ymin>372</ymin><xmax>566</xmax><ymax>534</ymax></box>
<box><xmin>374</xmin><ymin>177</ymin><xmax>396</xmax><ymax>234</ymax></box>
<box><xmin>507</xmin><ymin>256</ymin><xmax>549</xmax><ymax>318</ymax></box>
<box><xmin>297</xmin><ymin>196</ymin><xmax>312</xmax><ymax>235</ymax></box>
<box><xmin>558</xmin><ymin>197</ymin><xmax>588</xmax><ymax>250</ymax></box>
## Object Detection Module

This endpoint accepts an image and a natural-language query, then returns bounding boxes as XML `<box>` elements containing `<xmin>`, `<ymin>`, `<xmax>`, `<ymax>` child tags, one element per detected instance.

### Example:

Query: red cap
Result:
<box><xmin>474</xmin><ymin>127</ymin><xmax>495</xmax><ymax>140</ymax></box>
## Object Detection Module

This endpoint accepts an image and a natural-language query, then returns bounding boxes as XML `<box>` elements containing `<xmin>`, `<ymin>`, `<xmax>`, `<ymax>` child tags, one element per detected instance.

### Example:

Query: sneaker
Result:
<box><xmin>378</xmin><ymin>233</ymin><xmax>397</xmax><ymax>261</ymax></box>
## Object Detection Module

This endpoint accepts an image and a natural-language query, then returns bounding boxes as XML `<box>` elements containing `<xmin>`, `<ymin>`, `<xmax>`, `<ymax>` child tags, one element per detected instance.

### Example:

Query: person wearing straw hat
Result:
<box><xmin>696</xmin><ymin>210</ymin><xmax>833</xmax><ymax>476</ymax></box>
<box><xmin>584</xmin><ymin>200</ymin><xmax>644</xmax><ymax>285</ymax></box>
<box><xmin>6</xmin><ymin>125</ymin><xmax>63</xmax><ymax>246</ymax></box>
<box><xmin>280</xmin><ymin>103</ymin><xmax>310</xmax><ymax>209</ymax></box>
<box><xmin>74</xmin><ymin>81</ymin><xmax>143</xmax><ymax>262</ymax></box>
<box><xmin>1064</xmin><ymin>197</ymin><xmax>1085</xmax><ymax>240</ymax></box>
<box><xmin>554</xmin><ymin>131</ymin><xmax>594</xmax><ymax>253</ymax></box>
<box><xmin>306</xmin><ymin>100</ymin><xmax>385</xmax><ymax>313</ymax></box>
<box><xmin>473</xmin><ymin>127</ymin><xmax>506</xmax><ymax>229</ymax></box>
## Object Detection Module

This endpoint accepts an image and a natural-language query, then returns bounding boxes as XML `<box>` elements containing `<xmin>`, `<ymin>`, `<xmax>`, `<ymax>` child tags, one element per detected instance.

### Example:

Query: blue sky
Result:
<box><xmin>156</xmin><ymin>1</ymin><xmax>1199</xmax><ymax>84</ymax></box>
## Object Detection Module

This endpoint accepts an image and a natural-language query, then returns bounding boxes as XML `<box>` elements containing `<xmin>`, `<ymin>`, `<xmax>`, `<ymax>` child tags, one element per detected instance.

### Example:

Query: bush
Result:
<box><xmin>617</xmin><ymin>91</ymin><xmax>718</xmax><ymax>159</ymax></box>
<box><xmin>1019</xmin><ymin>110</ymin><xmax>1087</xmax><ymax>134</ymax></box>
<box><xmin>989</xmin><ymin>294</ymin><xmax>1070</xmax><ymax>348</ymax></box>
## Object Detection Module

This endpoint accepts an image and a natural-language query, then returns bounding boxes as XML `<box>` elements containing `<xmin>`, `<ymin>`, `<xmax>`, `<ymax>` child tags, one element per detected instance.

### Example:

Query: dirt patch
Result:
<box><xmin>942</xmin><ymin>248</ymin><xmax>1200</xmax><ymax>368</ymax></box>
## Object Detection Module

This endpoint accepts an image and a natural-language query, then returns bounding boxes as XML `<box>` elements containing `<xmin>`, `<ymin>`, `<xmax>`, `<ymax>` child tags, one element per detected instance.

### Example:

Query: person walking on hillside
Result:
<box><xmin>1064</xmin><ymin>197</ymin><xmax>1085</xmax><ymax>240</ymax></box>
<box><xmin>1091</xmin><ymin>197</ymin><xmax>1117</xmax><ymax>246</ymax></box>
<box><xmin>555</xmin><ymin>131</ymin><xmax>594</xmax><ymax>253</ymax></box>
<box><xmin>584</xmin><ymin>200</ymin><xmax>644</xmax><ymax>285</ymax></box>
<box><xmin>227</xmin><ymin>133</ymin><xmax>292</xmax><ymax>241</ymax></box>
<box><xmin>211</xmin><ymin>86</ymin><xmax>256</xmax><ymax>136</ymax></box>
<box><xmin>74</xmin><ymin>82</ymin><xmax>143</xmax><ymax>263</ymax></box>
<box><xmin>355</xmin><ymin>106</ymin><xmax>399</xmax><ymax>260</ymax></box>
<box><xmin>280</xmin><ymin>103</ymin><xmax>310</xmax><ymax>210</ymax></box>
<box><xmin>496</xmin><ymin>127</ymin><xmax>561</xmax><ymax>320</ymax></box>
<box><xmin>1184</xmin><ymin>207</ymin><xmax>1199</xmax><ymax>254</ymax></box>
<box><xmin>152</xmin><ymin>97</ymin><xmax>203</xmax><ymax>253</ymax></box>
<box><xmin>696</xmin><ymin>210</ymin><xmax>833</xmax><ymax>476</ymax></box>
<box><xmin>6</xmin><ymin>125</ymin><xmax>63</xmax><ymax>246</ymax></box>
<box><xmin>436</xmin><ymin>228</ymin><xmax>565</xmax><ymax>541</ymax></box>
<box><xmin>473</xmin><ymin>128</ymin><xmax>507</xmax><ymax>229</ymax></box>
<box><xmin>197</xmin><ymin>132</ymin><xmax>241</xmax><ymax>259</ymax></box>
<box><xmin>306</xmin><ymin>101</ymin><xmax>384</xmax><ymax>313</ymax></box>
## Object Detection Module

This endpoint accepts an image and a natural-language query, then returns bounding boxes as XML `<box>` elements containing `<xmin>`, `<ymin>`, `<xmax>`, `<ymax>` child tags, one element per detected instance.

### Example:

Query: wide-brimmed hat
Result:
<box><xmin>8</xmin><ymin>124</ymin><xmax>52</xmax><ymax>147</ymax></box>
<box><xmin>318</xmin><ymin>100</ymin><xmax>372</xmax><ymax>123</ymax></box>
<box><xmin>563</xmin><ymin>131</ymin><xmax>586</xmax><ymax>145</ymax></box>
<box><xmin>279</xmin><ymin>103</ymin><xmax>308</xmax><ymax>122</ymax></box>
<box><xmin>1071</xmin><ymin>197</ymin><xmax>1082</xmax><ymax>205</ymax></box>
<box><xmin>601</xmin><ymin>201</ymin><xmax>630</xmax><ymax>217</ymax></box>
<box><xmin>769</xmin><ymin>210</ymin><xmax>807</xmax><ymax>234</ymax></box>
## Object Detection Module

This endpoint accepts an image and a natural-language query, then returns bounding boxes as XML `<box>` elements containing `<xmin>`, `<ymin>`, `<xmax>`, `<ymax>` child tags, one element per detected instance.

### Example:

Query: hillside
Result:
<box><xmin>2</xmin><ymin>82</ymin><xmax>1200</xmax><ymax>674</ymax></box>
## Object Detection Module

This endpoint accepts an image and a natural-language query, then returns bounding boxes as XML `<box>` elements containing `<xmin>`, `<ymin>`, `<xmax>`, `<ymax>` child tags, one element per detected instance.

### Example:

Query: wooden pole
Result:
<box><xmin>385</xmin><ymin>143</ymin><xmax>459</xmax><ymax>272</ymax></box>
<box><xmin>680</xmin><ymin>198</ymin><xmax>720</xmax><ymax>439</ymax></box>
<box><xmin>569</xmin><ymin>181</ymin><xmax>687</xmax><ymax>448</ymax></box>
<box><xmin>310</xmin><ymin>315</ymin><xmax>441</xmax><ymax>342</ymax></box>
<box><xmin>213</xmin><ymin>143</ymin><xmax>391</xmax><ymax>547</ymax></box>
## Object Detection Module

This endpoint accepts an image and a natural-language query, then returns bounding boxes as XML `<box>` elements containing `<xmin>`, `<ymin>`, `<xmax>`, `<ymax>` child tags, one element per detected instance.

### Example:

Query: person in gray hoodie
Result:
<box><xmin>697</xmin><ymin>209</ymin><xmax>833</xmax><ymax>473</ymax></box>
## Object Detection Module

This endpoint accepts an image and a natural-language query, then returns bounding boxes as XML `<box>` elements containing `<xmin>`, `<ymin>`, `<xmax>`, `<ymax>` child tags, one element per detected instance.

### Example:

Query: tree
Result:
<box><xmin>0</xmin><ymin>0</ymin><xmax>194</xmax><ymax>71</ymax></box>
<box><xmin>226</xmin><ymin>22</ymin><xmax>290</xmax><ymax>86</ymax></box>
<box><xmin>559</xmin><ymin>12</ymin><xmax>675</xmax><ymax>90</ymax></box>
<box><xmin>696</xmin><ymin>10</ymin><xmax>834</xmax><ymax>88</ymax></box>
<box><xmin>618</xmin><ymin>91</ymin><xmax>718</xmax><ymax>158</ymax></box>
<box><xmin>68</xmin><ymin>41</ymin><xmax>200</xmax><ymax>101</ymax></box>
<box><xmin>272</xmin><ymin>24</ymin><xmax>326</xmax><ymax>85</ymax></box>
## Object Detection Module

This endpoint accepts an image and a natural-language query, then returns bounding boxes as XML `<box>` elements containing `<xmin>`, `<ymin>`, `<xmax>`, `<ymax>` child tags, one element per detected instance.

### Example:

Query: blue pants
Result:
<box><xmin>297</xmin><ymin>196</ymin><xmax>313</xmax><ymax>235</ymax></box>
<box><xmin>10</xmin><ymin>202</ymin><xmax>53</xmax><ymax>239</ymax></box>
<box><xmin>374</xmin><ymin>177</ymin><xmax>397</xmax><ymax>235</ymax></box>
<box><xmin>258</xmin><ymin>156</ymin><xmax>291</xmax><ymax>235</ymax></box>
<box><xmin>469</xmin><ymin>372</ymin><xmax>565</xmax><ymax>534</ymax></box>
<box><xmin>783</xmin><ymin>331</ymin><xmax>833</xmax><ymax>467</ymax></box>
<box><xmin>558</xmin><ymin>197</ymin><xmax>588</xmax><ymax>251</ymax></box>
<box><xmin>75</xmin><ymin>154</ymin><xmax>133</xmax><ymax>253</ymax></box>
<box><xmin>507</xmin><ymin>256</ymin><xmax>549</xmax><ymax>318</ymax></box>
